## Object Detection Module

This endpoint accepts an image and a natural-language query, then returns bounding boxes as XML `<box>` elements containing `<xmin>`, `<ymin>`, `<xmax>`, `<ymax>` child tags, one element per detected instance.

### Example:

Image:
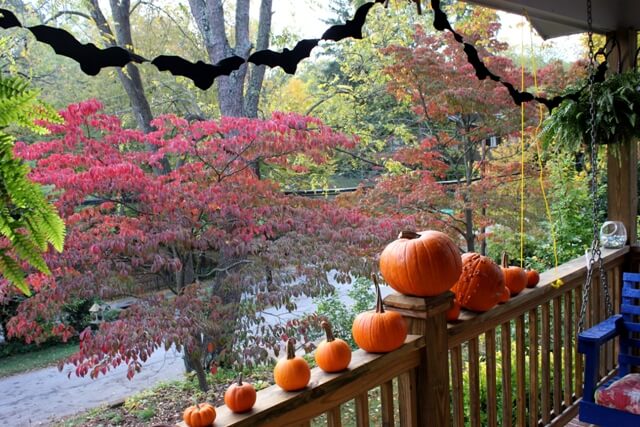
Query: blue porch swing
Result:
<box><xmin>576</xmin><ymin>1</ymin><xmax>640</xmax><ymax>425</ymax></box>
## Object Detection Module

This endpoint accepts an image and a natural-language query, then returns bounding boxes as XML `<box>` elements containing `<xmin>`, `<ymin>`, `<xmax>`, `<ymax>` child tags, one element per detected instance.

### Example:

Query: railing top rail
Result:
<box><xmin>182</xmin><ymin>335</ymin><xmax>425</xmax><ymax>427</ymax></box>
<box><xmin>447</xmin><ymin>246</ymin><xmax>629</xmax><ymax>348</ymax></box>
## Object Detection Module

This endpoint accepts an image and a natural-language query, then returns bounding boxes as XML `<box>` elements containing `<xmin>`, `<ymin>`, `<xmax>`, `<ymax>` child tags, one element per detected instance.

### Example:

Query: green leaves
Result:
<box><xmin>0</xmin><ymin>76</ymin><xmax>64</xmax><ymax>296</ymax></box>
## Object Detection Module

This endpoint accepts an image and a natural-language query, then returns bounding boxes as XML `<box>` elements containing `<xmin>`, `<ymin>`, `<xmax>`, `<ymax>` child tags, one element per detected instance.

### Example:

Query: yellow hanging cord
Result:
<box><xmin>524</xmin><ymin>11</ymin><xmax>563</xmax><ymax>288</ymax></box>
<box><xmin>519</xmin><ymin>20</ymin><xmax>526</xmax><ymax>268</ymax></box>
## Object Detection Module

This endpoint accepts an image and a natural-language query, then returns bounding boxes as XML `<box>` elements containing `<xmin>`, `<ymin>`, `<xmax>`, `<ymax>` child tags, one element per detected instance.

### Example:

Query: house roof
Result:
<box><xmin>464</xmin><ymin>0</ymin><xmax>640</xmax><ymax>39</ymax></box>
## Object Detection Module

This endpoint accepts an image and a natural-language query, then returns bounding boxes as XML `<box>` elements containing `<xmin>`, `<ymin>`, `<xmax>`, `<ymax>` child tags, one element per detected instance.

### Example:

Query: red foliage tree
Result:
<box><xmin>2</xmin><ymin>100</ymin><xmax>403</xmax><ymax>390</ymax></box>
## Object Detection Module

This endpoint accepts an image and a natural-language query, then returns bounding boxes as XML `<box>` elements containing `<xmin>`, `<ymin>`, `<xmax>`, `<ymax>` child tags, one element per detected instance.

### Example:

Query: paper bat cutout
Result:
<box><xmin>152</xmin><ymin>55</ymin><xmax>245</xmax><ymax>90</ymax></box>
<box><xmin>322</xmin><ymin>1</ymin><xmax>377</xmax><ymax>41</ymax></box>
<box><xmin>0</xmin><ymin>8</ymin><xmax>21</xmax><ymax>29</ymax></box>
<box><xmin>248</xmin><ymin>39</ymin><xmax>320</xmax><ymax>74</ymax></box>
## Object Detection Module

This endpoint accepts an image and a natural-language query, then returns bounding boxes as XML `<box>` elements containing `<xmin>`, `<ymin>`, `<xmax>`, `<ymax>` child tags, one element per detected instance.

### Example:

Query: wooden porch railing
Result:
<box><xmin>177</xmin><ymin>246</ymin><xmax>635</xmax><ymax>426</ymax></box>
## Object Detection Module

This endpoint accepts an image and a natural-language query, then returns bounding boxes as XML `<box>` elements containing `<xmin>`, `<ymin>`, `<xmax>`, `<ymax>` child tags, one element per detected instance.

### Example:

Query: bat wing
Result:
<box><xmin>153</xmin><ymin>55</ymin><xmax>215</xmax><ymax>90</ymax></box>
<box><xmin>0</xmin><ymin>8</ymin><xmax>21</xmax><ymax>29</ymax></box>
<box><xmin>322</xmin><ymin>2</ymin><xmax>375</xmax><ymax>41</ymax></box>
<box><xmin>248</xmin><ymin>49</ymin><xmax>282</xmax><ymax>68</ymax></box>
<box><xmin>213</xmin><ymin>55</ymin><xmax>245</xmax><ymax>76</ymax></box>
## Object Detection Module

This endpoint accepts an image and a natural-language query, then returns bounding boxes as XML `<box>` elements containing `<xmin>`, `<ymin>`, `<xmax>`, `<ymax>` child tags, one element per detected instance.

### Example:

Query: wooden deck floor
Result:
<box><xmin>567</xmin><ymin>416</ymin><xmax>594</xmax><ymax>426</ymax></box>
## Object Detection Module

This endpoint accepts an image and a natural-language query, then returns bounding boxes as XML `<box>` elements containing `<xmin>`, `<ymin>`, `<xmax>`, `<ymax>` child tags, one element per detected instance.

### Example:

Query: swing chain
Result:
<box><xmin>577</xmin><ymin>0</ymin><xmax>614</xmax><ymax>333</ymax></box>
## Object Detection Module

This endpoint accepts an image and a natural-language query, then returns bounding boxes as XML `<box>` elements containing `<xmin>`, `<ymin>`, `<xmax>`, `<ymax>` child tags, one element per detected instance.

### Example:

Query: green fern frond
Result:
<box><xmin>12</xmin><ymin>233</ymin><xmax>51</xmax><ymax>275</ymax></box>
<box><xmin>0</xmin><ymin>253</ymin><xmax>30</xmax><ymax>296</ymax></box>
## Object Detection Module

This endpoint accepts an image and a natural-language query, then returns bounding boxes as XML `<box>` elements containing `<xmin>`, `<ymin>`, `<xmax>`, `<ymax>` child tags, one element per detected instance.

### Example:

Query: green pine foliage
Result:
<box><xmin>0</xmin><ymin>76</ymin><xmax>64</xmax><ymax>295</ymax></box>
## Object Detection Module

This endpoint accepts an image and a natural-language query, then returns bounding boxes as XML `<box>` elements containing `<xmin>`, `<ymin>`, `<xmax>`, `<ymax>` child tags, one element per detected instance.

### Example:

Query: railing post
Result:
<box><xmin>384</xmin><ymin>291</ymin><xmax>453</xmax><ymax>427</ymax></box>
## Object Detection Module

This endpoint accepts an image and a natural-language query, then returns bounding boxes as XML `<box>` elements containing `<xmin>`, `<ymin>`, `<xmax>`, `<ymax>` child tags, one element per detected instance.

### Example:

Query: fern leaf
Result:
<box><xmin>12</xmin><ymin>233</ymin><xmax>51</xmax><ymax>275</ymax></box>
<box><xmin>0</xmin><ymin>253</ymin><xmax>31</xmax><ymax>296</ymax></box>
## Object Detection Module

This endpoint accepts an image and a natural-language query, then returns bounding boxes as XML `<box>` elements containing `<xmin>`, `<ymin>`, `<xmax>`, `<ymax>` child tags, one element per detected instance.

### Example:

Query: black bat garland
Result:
<box><xmin>0</xmin><ymin>2</ymin><xmax>604</xmax><ymax>110</ymax></box>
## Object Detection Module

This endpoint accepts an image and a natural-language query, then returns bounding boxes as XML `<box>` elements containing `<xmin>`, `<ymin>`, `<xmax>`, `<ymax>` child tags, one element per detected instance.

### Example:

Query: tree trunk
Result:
<box><xmin>188</xmin><ymin>0</ymin><xmax>273</xmax><ymax>118</ymax></box>
<box><xmin>462</xmin><ymin>130</ymin><xmax>475</xmax><ymax>252</ymax></box>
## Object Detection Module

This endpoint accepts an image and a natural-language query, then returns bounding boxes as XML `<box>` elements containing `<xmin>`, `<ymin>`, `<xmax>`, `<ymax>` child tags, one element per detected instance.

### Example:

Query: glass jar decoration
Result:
<box><xmin>599</xmin><ymin>221</ymin><xmax>627</xmax><ymax>248</ymax></box>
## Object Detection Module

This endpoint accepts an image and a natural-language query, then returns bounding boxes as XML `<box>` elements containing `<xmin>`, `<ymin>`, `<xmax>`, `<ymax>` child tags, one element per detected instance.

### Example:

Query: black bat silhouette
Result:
<box><xmin>248</xmin><ymin>39</ymin><xmax>319</xmax><ymax>74</ymax></box>
<box><xmin>152</xmin><ymin>55</ymin><xmax>245</xmax><ymax>90</ymax></box>
<box><xmin>322</xmin><ymin>2</ymin><xmax>376</xmax><ymax>41</ymax></box>
<box><xmin>0</xmin><ymin>8</ymin><xmax>21</xmax><ymax>29</ymax></box>
<box><xmin>28</xmin><ymin>25</ymin><xmax>146</xmax><ymax>75</ymax></box>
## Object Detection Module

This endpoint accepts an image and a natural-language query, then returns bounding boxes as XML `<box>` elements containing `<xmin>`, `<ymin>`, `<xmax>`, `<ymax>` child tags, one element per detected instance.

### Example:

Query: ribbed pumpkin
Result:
<box><xmin>452</xmin><ymin>253</ymin><xmax>505</xmax><ymax>312</ymax></box>
<box><xmin>526</xmin><ymin>269</ymin><xmax>540</xmax><ymax>288</ymax></box>
<box><xmin>446</xmin><ymin>299</ymin><xmax>461</xmax><ymax>322</ymax></box>
<box><xmin>274</xmin><ymin>338</ymin><xmax>310</xmax><ymax>391</ymax></box>
<box><xmin>379</xmin><ymin>230</ymin><xmax>462</xmax><ymax>297</ymax></box>
<box><xmin>501</xmin><ymin>252</ymin><xmax>527</xmax><ymax>296</ymax></box>
<box><xmin>352</xmin><ymin>275</ymin><xmax>408</xmax><ymax>353</ymax></box>
<box><xmin>183</xmin><ymin>402</ymin><xmax>216</xmax><ymax>427</ymax></box>
<box><xmin>498</xmin><ymin>285</ymin><xmax>510</xmax><ymax>303</ymax></box>
<box><xmin>224</xmin><ymin>373</ymin><xmax>256</xmax><ymax>413</ymax></box>
<box><xmin>315</xmin><ymin>321</ymin><xmax>352</xmax><ymax>373</ymax></box>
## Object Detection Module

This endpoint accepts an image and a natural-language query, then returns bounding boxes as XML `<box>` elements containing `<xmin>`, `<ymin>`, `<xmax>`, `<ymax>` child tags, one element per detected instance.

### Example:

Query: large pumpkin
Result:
<box><xmin>315</xmin><ymin>321</ymin><xmax>352</xmax><ymax>373</ymax></box>
<box><xmin>352</xmin><ymin>275</ymin><xmax>408</xmax><ymax>353</ymax></box>
<box><xmin>224</xmin><ymin>373</ymin><xmax>256</xmax><ymax>413</ymax></box>
<box><xmin>183</xmin><ymin>403</ymin><xmax>216</xmax><ymax>427</ymax></box>
<box><xmin>452</xmin><ymin>253</ymin><xmax>505</xmax><ymax>312</ymax></box>
<box><xmin>526</xmin><ymin>269</ymin><xmax>540</xmax><ymax>288</ymax></box>
<box><xmin>379</xmin><ymin>230</ymin><xmax>462</xmax><ymax>297</ymax></box>
<box><xmin>274</xmin><ymin>338</ymin><xmax>311</xmax><ymax>391</ymax></box>
<box><xmin>501</xmin><ymin>252</ymin><xmax>527</xmax><ymax>296</ymax></box>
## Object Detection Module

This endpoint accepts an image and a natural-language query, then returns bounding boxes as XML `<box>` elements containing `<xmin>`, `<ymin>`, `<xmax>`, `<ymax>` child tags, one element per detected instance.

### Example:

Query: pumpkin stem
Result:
<box><xmin>286</xmin><ymin>338</ymin><xmax>296</xmax><ymax>360</ymax></box>
<box><xmin>321</xmin><ymin>320</ymin><xmax>335</xmax><ymax>342</ymax></box>
<box><xmin>372</xmin><ymin>274</ymin><xmax>385</xmax><ymax>313</ymax></box>
<box><xmin>501</xmin><ymin>252</ymin><xmax>509</xmax><ymax>268</ymax></box>
<box><xmin>237</xmin><ymin>372</ymin><xmax>243</xmax><ymax>386</ymax></box>
<box><xmin>398</xmin><ymin>230</ymin><xmax>421</xmax><ymax>240</ymax></box>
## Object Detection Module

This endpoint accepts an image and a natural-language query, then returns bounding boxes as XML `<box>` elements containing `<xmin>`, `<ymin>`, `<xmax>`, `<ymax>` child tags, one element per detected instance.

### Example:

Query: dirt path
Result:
<box><xmin>0</xmin><ymin>347</ymin><xmax>184</xmax><ymax>426</ymax></box>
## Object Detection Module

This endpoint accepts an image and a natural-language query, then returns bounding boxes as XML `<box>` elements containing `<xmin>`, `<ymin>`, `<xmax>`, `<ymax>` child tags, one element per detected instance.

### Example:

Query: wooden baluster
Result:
<box><xmin>380</xmin><ymin>380</ymin><xmax>394</xmax><ymax>427</ymax></box>
<box><xmin>355</xmin><ymin>393</ymin><xmax>369</xmax><ymax>427</ymax></box>
<box><xmin>485</xmin><ymin>330</ymin><xmax>498</xmax><ymax>427</ymax></box>
<box><xmin>563</xmin><ymin>291</ymin><xmax>573</xmax><ymax>407</ymax></box>
<box><xmin>501</xmin><ymin>322</ymin><xmax>513</xmax><ymax>427</ymax></box>
<box><xmin>553</xmin><ymin>296</ymin><xmax>562</xmax><ymax>417</ymax></box>
<box><xmin>515</xmin><ymin>315</ymin><xmax>526</xmax><ymax>426</ymax></box>
<box><xmin>575</xmin><ymin>286</ymin><xmax>584</xmax><ymax>399</ymax></box>
<box><xmin>398</xmin><ymin>370</ymin><xmax>417</xmax><ymax>427</ymax></box>
<box><xmin>451</xmin><ymin>345</ymin><xmax>465</xmax><ymax>427</ymax></box>
<box><xmin>529</xmin><ymin>309</ymin><xmax>539</xmax><ymax>427</ymax></box>
<box><xmin>541</xmin><ymin>302</ymin><xmax>551</xmax><ymax>424</ymax></box>
<box><xmin>327</xmin><ymin>407</ymin><xmax>342</xmax><ymax>427</ymax></box>
<box><xmin>469</xmin><ymin>338</ymin><xmax>481</xmax><ymax>427</ymax></box>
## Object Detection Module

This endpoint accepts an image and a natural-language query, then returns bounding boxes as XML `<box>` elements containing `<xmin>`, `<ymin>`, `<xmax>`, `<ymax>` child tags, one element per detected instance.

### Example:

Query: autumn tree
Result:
<box><xmin>2</xmin><ymin>100</ymin><xmax>402</xmax><ymax>391</ymax></box>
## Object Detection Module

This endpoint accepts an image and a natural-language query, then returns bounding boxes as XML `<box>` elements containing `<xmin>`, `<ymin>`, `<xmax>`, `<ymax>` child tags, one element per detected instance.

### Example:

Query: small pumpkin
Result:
<box><xmin>352</xmin><ymin>274</ymin><xmax>408</xmax><ymax>353</ymax></box>
<box><xmin>498</xmin><ymin>285</ymin><xmax>510</xmax><ymax>303</ymax></box>
<box><xmin>452</xmin><ymin>253</ymin><xmax>505</xmax><ymax>312</ymax></box>
<box><xmin>224</xmin><ymin>373</ymin><xmax>256</xmax><ymax>414</ymax></box>
<box><xmin>315</xmin><ymin>320</ymin><xmax>352</xmax><ymax>373</ymax></box>
<box><xmin>446</xmin><ymin>299</ymin><xmax>461</xmax><ymax>321</ymax></box>
<box><xmin>526</xmin><ymin>269</ymin><xmax>540</xmax><ymax>288</ymax></box>
<box><xmin>501</xmin><ymin>252</ymin><xmax>527</xmax><ymax>296</ymax></box>
<box><xmin>183</xmin><ymin>402</ymin><xmax>216</xmax><ymax>427</ymax></box>
<box><xmin>274</xmin><ymin>338</ymin><xmax>311</xmax><ymax>391</ymax></box>
<box><xmin>379</xmin><ymin>230</ymin><xmax>462</xmax><ymax>297</ymax></box>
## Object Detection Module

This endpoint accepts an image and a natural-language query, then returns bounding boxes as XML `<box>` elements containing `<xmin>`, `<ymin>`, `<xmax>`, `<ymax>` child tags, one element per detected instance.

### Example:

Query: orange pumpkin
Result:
<box><xmin>224</xmin><ymin>373</ymin><xmax>256</xmax><ymax>414</ymax></box>
<box><xmin>315</xmin><ymin>320</ymin><xmax>352</xmax><ymax>372</ymax></box>
<box><xmin>183</xmin><ymin>402</ymin><xmax>216</xmax><ymax>427</ymax></box>
<box><xmin>352</xmin><ymin>275</ymin><xmax>408</xmax><ymax>353</ymax></box>
<box><xmin>446</xmin><ymin>299</ymin><xmax>461</xmax><ymax>321</ymax></box>
<box><xmin>501</xmin><ymin>252</ymin><xmax>527</xmax><ymax>296</ymax></box>
<box><xmin>274</xmin><ymin>338</ymin><xmax>310</xmax><ymax>391</ymax></box>
<box><xmin>526</xmin><ymin>269</ymin><xmax>540</xmax><ymax>288</ymax></box>
<box><xmin>498</xmin><ymin>285</ymin><xmax>510</xmax><ymax>303</ymax></box>
<box><xmin>379</xmin><ymin>230</ymin><xmax>462</xmax><ymax>297</ymax></box>
<box><xmin>452</xmin><ymin>253</ymin><xmax>505</xmax><ymax>312</ymax></box>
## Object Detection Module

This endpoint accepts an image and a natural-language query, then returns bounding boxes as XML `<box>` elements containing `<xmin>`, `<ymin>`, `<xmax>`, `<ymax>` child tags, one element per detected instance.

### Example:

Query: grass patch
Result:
<box><xmin>0</xmin><ymin>342</ymin><xmax>78</xmax><ymax>378</ymax></box>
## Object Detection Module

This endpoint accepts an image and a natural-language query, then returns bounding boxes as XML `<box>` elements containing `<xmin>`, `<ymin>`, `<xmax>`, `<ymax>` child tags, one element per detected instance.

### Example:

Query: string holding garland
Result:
<box><xmin>0</xmin><ymin>1</ymin><xmax>608</xmax><ymax>111</ymax></box>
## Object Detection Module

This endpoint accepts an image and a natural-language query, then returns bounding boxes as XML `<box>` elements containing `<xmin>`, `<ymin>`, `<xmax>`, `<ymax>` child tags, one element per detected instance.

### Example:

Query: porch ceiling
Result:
<box><xmin>463</xmin><ymin>0</ymin><xmax>640</xmax><ymax>39</ymax></box>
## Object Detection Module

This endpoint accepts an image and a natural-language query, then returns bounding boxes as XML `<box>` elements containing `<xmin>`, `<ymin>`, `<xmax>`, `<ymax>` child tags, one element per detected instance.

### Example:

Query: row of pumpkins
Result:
<box><xmin>183</xmin><ymin>230</ymin><xmax>541</xmax><ymax>427</ymax></box>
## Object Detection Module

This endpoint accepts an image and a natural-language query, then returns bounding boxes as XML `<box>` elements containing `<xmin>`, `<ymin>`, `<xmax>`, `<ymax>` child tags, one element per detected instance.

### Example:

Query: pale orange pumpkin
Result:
<box><xmin>183</xmin><ymin>402</ymin><xmax>216</xmax><ymax>427</ymax></box>
<box><xmin>452</xmin><ymin>253</ymin><xmax>505</xmax><ymax>312</ymax></box>
<box><xmin>224</xmin><ymin>373</ymin><xmax>256</xmax><ymax>413</ymax></box>
<box><xmin>273</xmin><ymin>338</ymin><xmax>310</xmax><ymax>391</ymax></box>
<box><xmin>526</xmin><ymin>269</ymin><xmax>540</xmax><ymax>288</ymax></box>
<box><xmin>315</xmin><ymin>321</ymin><xmax>352</xmax><ymax>373</ymax></box>
<box><xmin>352</xmin><ymin>275</ymin><xmax>408</xmax><ymax>353</ymax></box>
<box><xmin>379</xmin><ymin>230</ymin><xmax>462</xmax><ymax>297</ymax></box>
<box><xmin>501</xmin><ymin>252</ymin><xmax>527</xmax><ymax>296</ymax></box>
